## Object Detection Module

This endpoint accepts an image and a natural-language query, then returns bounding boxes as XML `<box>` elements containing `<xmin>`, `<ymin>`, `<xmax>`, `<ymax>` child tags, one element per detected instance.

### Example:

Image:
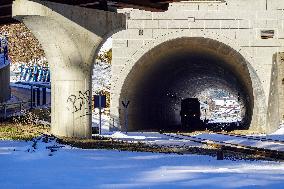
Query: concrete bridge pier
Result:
<box><xmin>13</xmin><ymin>0</ymin><xmax>126</xmax><ymax>138</ymax></box>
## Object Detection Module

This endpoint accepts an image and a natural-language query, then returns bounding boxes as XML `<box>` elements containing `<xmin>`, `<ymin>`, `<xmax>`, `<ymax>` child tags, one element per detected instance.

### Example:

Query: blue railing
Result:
<box><xmin>0</xmin><ymin>36</ymin><xmax>9</xmax><ymax>67</ymax></box>
<box><xmin>18</xmin><ymin>65</ymin><xmax>50</xmax><ymax>82</ymax></box>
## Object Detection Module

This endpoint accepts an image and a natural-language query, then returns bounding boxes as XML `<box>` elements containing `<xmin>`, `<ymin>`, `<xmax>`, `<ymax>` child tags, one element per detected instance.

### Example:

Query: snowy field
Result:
<box><xmin>3</xmin><ymin>38</ymin><xmax>284</xmax><ymax>188</ymax></box>
<box><xmin>1</xmin><ymin>135</ymin><xmax>284</xmax><ymax>189</ymax></box>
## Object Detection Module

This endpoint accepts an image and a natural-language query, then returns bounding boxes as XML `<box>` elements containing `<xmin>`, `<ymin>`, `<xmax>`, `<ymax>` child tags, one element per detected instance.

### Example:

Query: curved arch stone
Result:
<box><xmin>111</xmin><ymin>30</ymin><xmax>267</xmax><ymax>132</ymax></box>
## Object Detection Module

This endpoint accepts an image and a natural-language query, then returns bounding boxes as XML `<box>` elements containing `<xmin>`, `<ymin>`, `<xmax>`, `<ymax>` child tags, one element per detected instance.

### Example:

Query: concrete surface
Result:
<box><xmin>12</xmin><ymin>0</ymin><xmax>126</xmax><ymax>138</ymax></box>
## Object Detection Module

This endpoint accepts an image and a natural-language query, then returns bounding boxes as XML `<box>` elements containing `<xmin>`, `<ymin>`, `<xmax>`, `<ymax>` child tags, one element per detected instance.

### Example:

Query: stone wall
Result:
<box><xmin>111</xmin><ymin>0</ymin><xmax>284</xmax><ymax>133</ymax></box>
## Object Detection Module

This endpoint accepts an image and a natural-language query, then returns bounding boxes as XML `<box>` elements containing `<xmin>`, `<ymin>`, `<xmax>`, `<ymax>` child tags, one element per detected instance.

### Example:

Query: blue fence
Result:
<box><xmin>18</xmin><ymin>65</ymin><xmax>50</xmax><ymax>82</ymax></box>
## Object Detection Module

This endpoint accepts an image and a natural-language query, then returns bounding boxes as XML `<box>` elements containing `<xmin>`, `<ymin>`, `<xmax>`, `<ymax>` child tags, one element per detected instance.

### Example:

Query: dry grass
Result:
<box><xmin>0</xmin><ymin>108</ymin><xmax>51</xmax><ymax>140</ymax></box>
<box><xmin>0</xmin><ymin>123</ymin><xmax>50</xmax><ymax>140</ymax></box>
<box><xmin>57</xmin><ymin>136</ymin><xmax>203</xmax><ymax>155</ymax></box>
<box><xmin>57</xmin><ymin>136</ymin><xmax>282</xmax><ymax>161</ymax></box>
<box><xmin>180</xmin><ymin>129</ymin><xmax>265</xmax><ymax>136</ymax></box>
<box><xmin>228</xmin><ymin>130</ymin><xmax>265</xmax><ymax>135</ymax></box>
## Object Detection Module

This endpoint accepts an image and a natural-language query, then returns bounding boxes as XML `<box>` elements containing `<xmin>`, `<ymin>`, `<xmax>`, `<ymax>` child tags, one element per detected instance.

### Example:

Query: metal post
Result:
<box><xmin>23</xmin><ymin>67</ymin><xmax>28</xmax><ymax>81</ymax></box>
<box><xmin>28</xmin><ymin>68</ymin><xmax>32</xmax><ymax>82</ymax></box>
<box><xmin>30</xmin><ymin>85</ymin><xmax>33</xmax><ymax>109</ymax></box>
<box><xmin>46</xmin><ymin>69</ymin><xmax>50</xmax><ymax>82</ymax></box>
<box><xmin>19</xmin><ymin>65</ymin><xmax>23</xmax><ymax>81</ymax></box>
<box><xmin>122</xmin><ymin>99</ymin><xmax>130</xmax><ymax>134</ymax></box>
<box><xmin>4</xmin><ymin>104</ymin><xmax>7</xmax><ymax>120</ymax></box>
<box><xmin>42</xmin><ymin>87</ymin><xmax>46</xmax><ymax>105</ymax></box>
<box><xmin>99</xmin><ymin>95</ymin><xmax>102</xmax><ymax>135</ymax></box>
<box><xmin>36</xmin><ymin>88</ymin><xmax>40</xmax><ymax>106</ymax></box>
<box><xmin>125</xmin><ymin>106</ymin><xmax>128</xmax><ymax>134</ymax></box>
<box><xmin>33</xmin><ymin>65</ymin><xmax>38</xmax><ymax>82</ymax></box>
<box><xmin>3</xmin><ymin>46</ymin><xmax>7</xmax><ymax>65</ymax></box>
<box><xmin>19</xmin><ymin>102</ymin><xmax>22</xmax><ymax>116</ymax></box>
<box><xmin>38</xmin><ymin>67</ymin><xmax>43</xmax><ymax>82</ymax></box>
<box><xmin>217</xmin><ymin>149</ymin><xmax>224</xmax><ymax>160</ymax></box>
<box><xmin>32</xmin><ymin>88</ymin><xmax>36</xmax><ymax>108</ymax></box>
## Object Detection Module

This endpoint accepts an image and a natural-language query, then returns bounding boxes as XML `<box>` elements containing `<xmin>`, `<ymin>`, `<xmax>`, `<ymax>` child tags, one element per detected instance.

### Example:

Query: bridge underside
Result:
<box><xmin>0</xmin><ymin>0</ymin><xmax>184</xmax><ymax>25</ymax></box>
<box><xmin>120</xmin><ymin>38</ymin><xmax>254</xmax><ymax>132</ymax></box>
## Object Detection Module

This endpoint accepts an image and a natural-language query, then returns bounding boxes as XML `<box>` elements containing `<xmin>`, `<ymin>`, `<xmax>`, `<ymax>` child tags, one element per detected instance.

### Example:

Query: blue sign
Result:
<box><xmin>94</xmin><ymin>95</ymin><xmax>106</xmax><ymax>108</ymax></box>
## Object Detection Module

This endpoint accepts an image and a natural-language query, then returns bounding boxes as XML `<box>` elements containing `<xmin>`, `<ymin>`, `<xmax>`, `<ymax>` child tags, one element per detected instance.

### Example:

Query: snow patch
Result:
<box><xmin>272</xmin><ymin>124</ymin><xmax>284</xmax><ymax>135</ymax></box>
<box><xmin>110</xmin><ymin>132</ymin><xmax>146</xmax><ymax>140</ymax></box>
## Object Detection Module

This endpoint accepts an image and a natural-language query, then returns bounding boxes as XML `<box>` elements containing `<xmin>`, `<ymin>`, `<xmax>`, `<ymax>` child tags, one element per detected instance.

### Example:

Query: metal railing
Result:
<box><xmin>0</xmin><ymin>101</ymin><xmax>31</xmax><ymax>119</ymax></box>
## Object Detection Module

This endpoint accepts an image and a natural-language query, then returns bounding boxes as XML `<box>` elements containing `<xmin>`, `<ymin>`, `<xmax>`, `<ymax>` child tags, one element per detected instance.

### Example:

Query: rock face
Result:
<box><xmin>0</xmin><ymin>23</ymin><xmax>45</xmax><ymax>65</ymax></box>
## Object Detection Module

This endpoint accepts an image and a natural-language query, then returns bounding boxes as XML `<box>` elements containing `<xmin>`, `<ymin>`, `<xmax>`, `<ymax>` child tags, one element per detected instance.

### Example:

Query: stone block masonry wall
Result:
<box><xmin>110</xmin><ymin>0</ymin><xmax>284</xmax><ymax>132</ymax></box>
<box><xmin>113</xmin><ymin>1</ymin><xmax>284</xmax><ymax>101</ymax></box>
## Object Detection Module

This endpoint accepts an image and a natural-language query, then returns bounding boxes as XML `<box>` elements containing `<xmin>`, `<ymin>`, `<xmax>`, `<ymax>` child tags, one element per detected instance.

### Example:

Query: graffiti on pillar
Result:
<box><xmin>66</xmin><ymin>90</ymin><xmax>92</xmax><ymax>118</ymax></box>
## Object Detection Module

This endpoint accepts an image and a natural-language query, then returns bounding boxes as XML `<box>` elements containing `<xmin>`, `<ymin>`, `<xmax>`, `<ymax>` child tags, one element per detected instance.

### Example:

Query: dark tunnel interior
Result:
<box><xmin>120</xmin><ymin>37</ymin><xmax>253</xmax><ymax>132</ymax></box>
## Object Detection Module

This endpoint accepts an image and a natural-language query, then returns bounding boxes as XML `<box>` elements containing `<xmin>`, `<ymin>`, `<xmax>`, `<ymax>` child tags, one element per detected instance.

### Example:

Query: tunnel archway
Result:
<box><xmin>119</xmin><ymin>37</ymin><xmax>256</xmax><ymax>132</ymax></box>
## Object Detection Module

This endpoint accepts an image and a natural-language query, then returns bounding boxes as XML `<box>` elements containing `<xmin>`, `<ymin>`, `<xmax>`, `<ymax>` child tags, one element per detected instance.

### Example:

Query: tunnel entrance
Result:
<box><xmin>120</xmin><ymin>37</ymin><xmax>253</xmax><ymax>132</ymax></box>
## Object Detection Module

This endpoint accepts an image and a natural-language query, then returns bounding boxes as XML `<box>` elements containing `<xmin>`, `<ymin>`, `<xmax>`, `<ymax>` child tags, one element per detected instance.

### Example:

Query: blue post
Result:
<box><xmin>36</xmin><ymin>88</ymin><xmax>40</xmax><ymax>106</ymax></box>
<box><xmin>30</xmin><ymin>85</ymin><xmax>33</xmax><ymax>109</ymax></box>
<box><xmin>27</xmin><ymin>67</ymin><xmax>32</xmax><ymax>82</ymax></box>
<box><xmin>43</xmin><ymin>68</ymin><xmax>47</xmax><ymax>82</ymax></box>
<box><xmin>19</xmin><ymin>65</ymin><xmax>24</xmax><ymax>81</ymax></box>
<box><xmin>3</xmin><ymin>46</ymin><xmax>8</xmax><ymax>65</ymax></box>
<box><xmin>33</xmin><ymin>64</ymin><xmax>38</xmax><ymax>82</ymax></box>
<box><xmin>38</xmin><ymin>66</ymin><xmax>44</xmax><ymax>82</ymax></box>
<box><xmin>23</xmin><ymin>67</ymin><xmax>28</xmax><ymax>81</ymax></box>
<box><xmin>45</xmin><ymin>69</ymin><xmax>50</xmax><ymax>82</ymax></box>
<box><xmin>32</xmin><ymin>88</ymin><xmax>36</xmax><ymax>108</ymax></box>
<box><xmin>42</xmin><ymin>87</ymin><xmax>47</xmax><ymax>105</ymax></box>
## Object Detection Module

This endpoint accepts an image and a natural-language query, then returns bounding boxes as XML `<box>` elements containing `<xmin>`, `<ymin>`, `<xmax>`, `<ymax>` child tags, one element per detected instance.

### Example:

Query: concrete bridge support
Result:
<box><xmin>13</xmin><ymin>0</ymin><xmax>125</xmax><ymax>138</ymax></box>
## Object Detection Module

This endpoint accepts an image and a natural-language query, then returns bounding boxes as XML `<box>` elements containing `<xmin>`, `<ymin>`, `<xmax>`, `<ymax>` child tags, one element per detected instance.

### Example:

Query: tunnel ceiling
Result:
<box><xmin>120</xmin><ymin>37</ymin><xmax>254</xmax><ymax>131</ymax></box>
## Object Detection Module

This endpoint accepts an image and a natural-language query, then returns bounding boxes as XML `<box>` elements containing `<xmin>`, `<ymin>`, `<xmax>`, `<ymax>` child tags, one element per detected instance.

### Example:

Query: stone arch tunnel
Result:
<box><xmin>119</xmin><ymin>37</ymin><xmax>255</xmax><ymax>131</ymax></box>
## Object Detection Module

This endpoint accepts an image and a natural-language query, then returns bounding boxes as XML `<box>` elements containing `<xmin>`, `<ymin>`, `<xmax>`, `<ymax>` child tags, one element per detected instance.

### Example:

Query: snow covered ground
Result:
<box><xmin>1</xmin><ymin>136</ymin><xmax>284</xmax><ymax>189</ymax></box>
<box><xmin>189</xmin><ymin>133</ymin><xmax>284</xmax><ymax>152</ymax></box>
<box><xmin>100</xmin><ymin>125</ymin><xmax>284</xmax><ymax>151</ymax></box>
<box><xmin>102</xmin><ymin>132</ymin><xmax>203</xmax><ymax>148</ymax></box>
<box><xmin>3</xmin><ymin>37</ymin><xmax>284</xmax><ymax>188</ymax></box>
<box><xmin>92</xmin><ymin>112</ymin><xmax>112</xmax><ymax>132</ymax></box>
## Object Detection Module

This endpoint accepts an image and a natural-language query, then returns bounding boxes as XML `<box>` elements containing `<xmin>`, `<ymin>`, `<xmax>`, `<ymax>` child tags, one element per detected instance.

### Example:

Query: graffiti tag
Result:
<box><xmin>66</xmin><ymin>90</ymin><xmax>92</xmax><ymax>117</ymax></box>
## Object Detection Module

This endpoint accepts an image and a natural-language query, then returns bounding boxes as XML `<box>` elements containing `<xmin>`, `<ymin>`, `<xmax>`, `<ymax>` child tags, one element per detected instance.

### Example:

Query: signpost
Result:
<box><xmin>122</xmin><ymin>99</ymin><xmax>130</xmax><ymax>134</ymax></box>
<box><xmin>94</xmin><ymin>94</ymin><xmax>106</xmax><ymax>135</ymax></box>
